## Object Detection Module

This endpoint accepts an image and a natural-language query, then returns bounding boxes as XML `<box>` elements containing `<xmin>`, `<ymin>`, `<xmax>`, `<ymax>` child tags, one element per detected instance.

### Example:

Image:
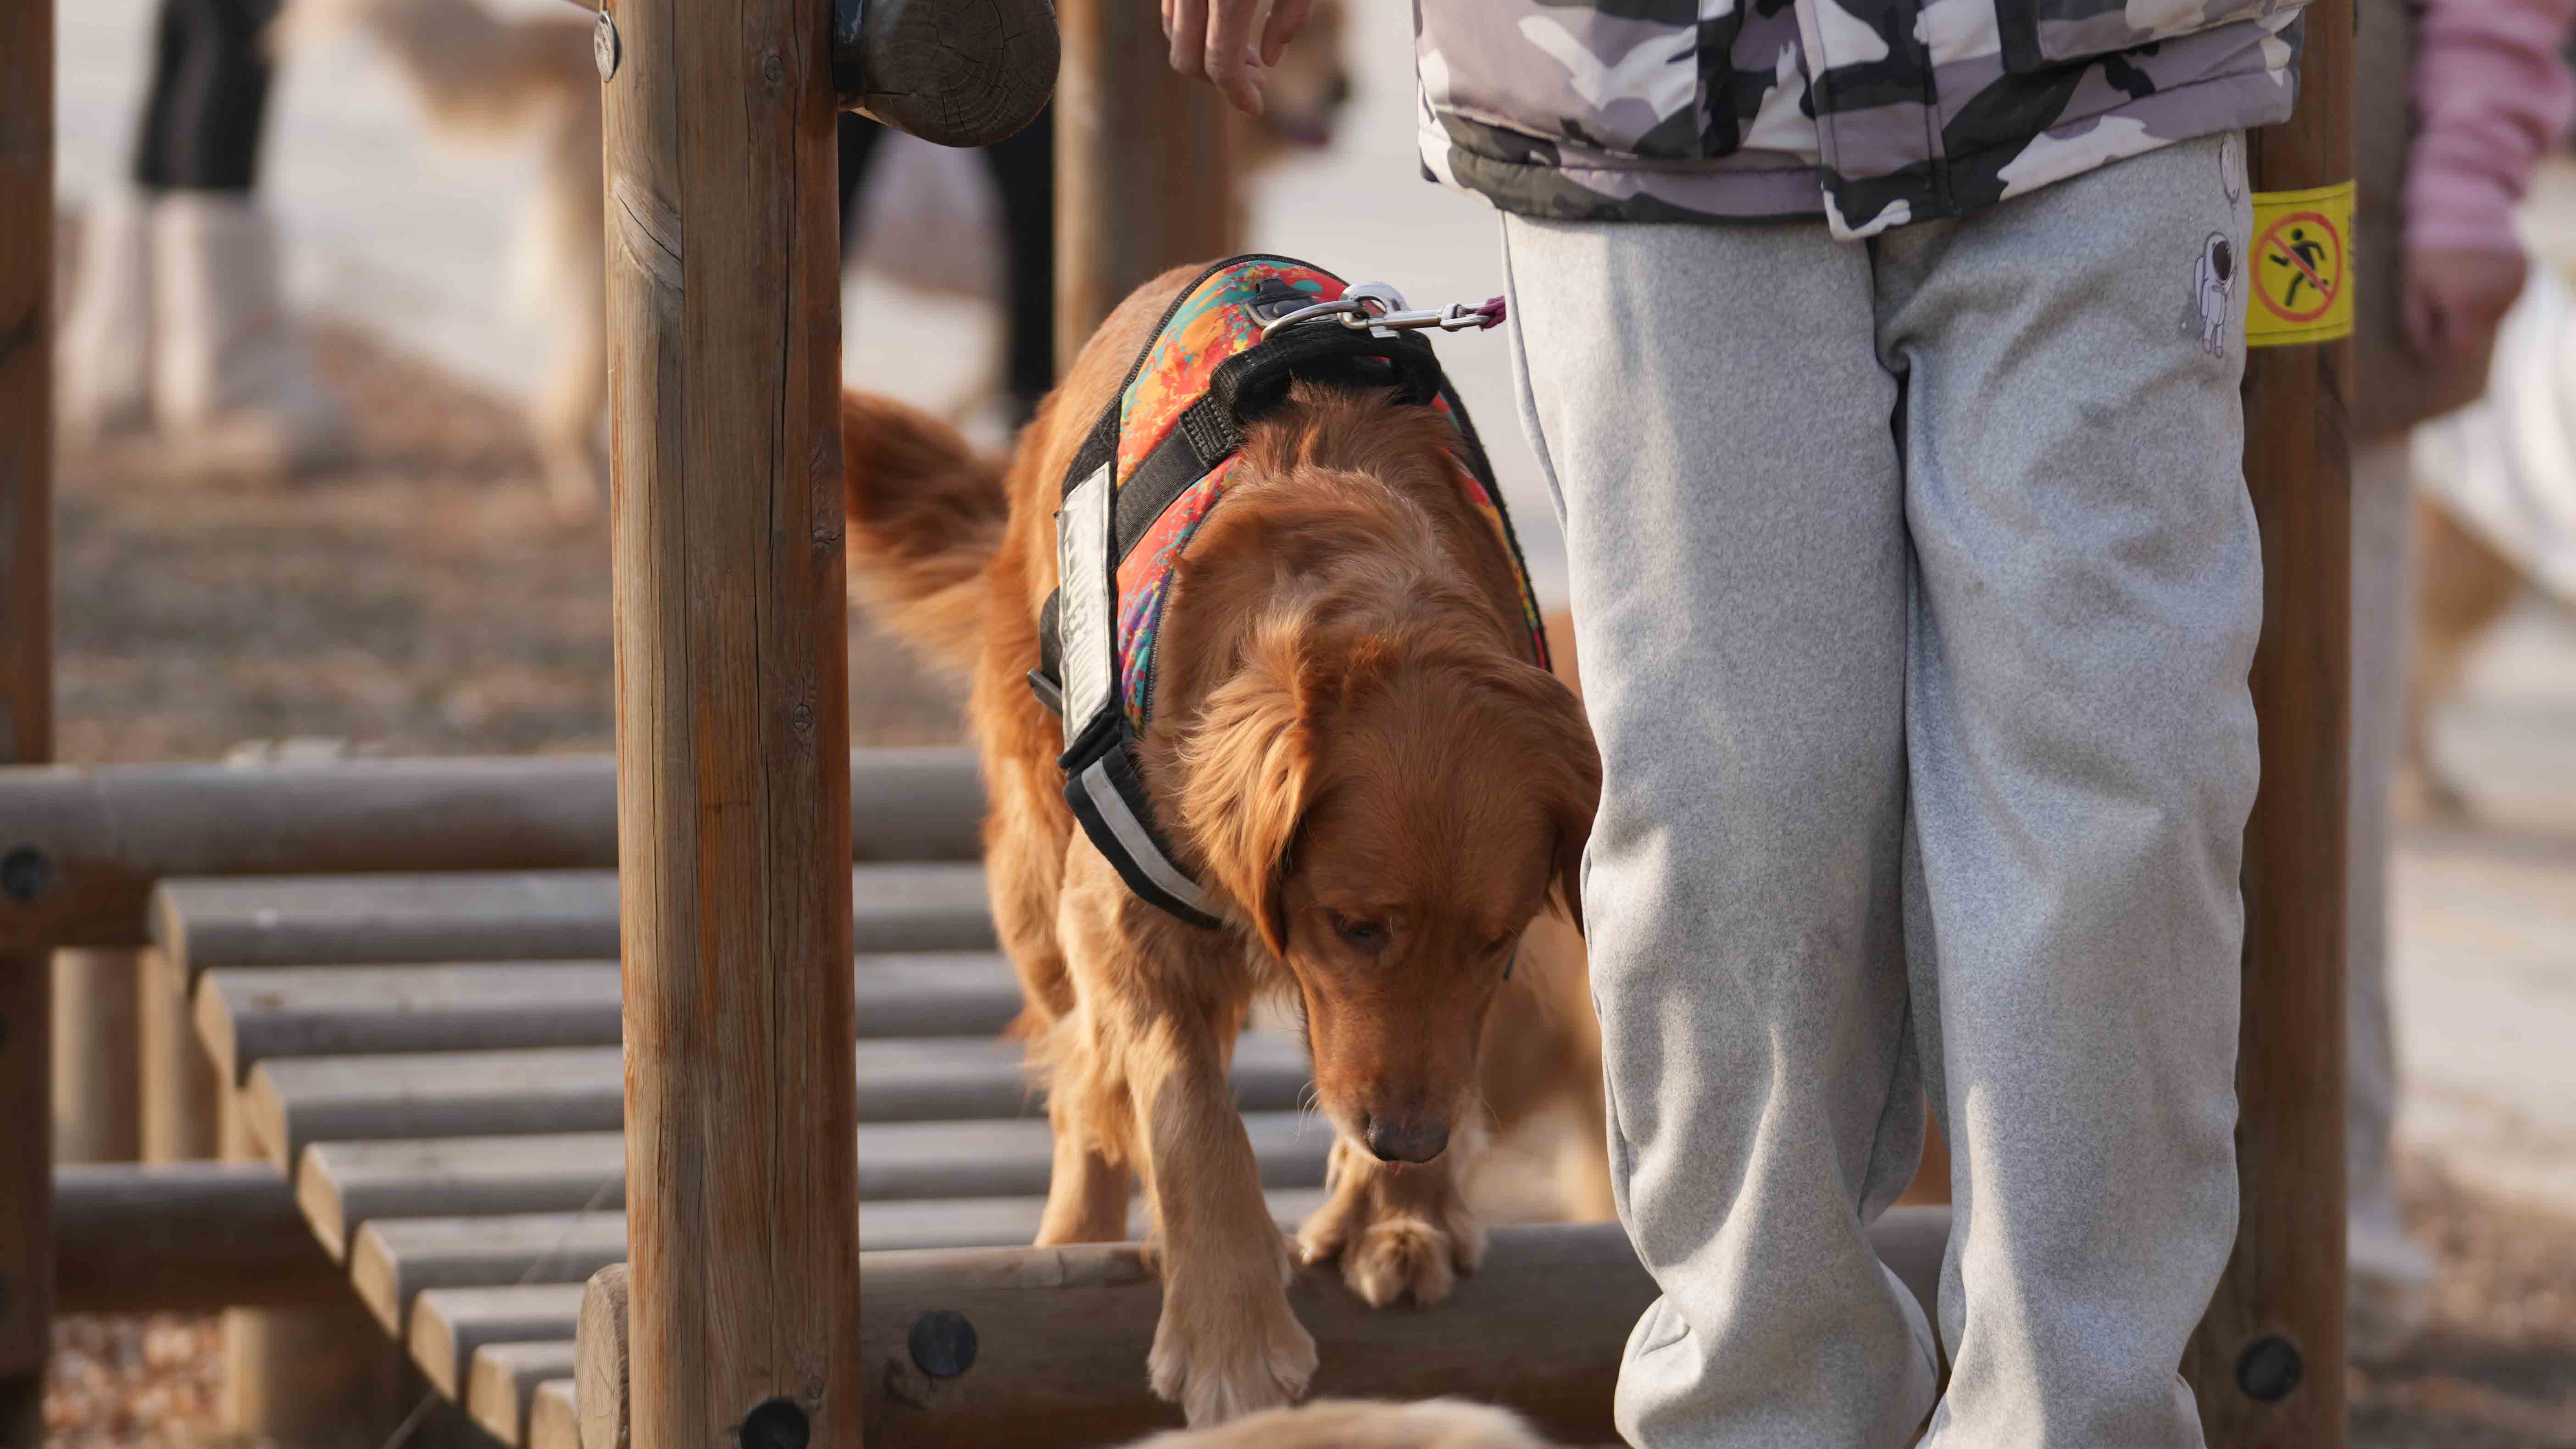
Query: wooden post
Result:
<box><xmin>51</xmin><ymin>949</ymin><xmax>140</xmax><ymax>1163</ymax></box>
<box><xmin>217</xmin><ymin>1095</ymin><xmax>407</xmax><ymax>1445</ymax></box>
<box><xmin>600</xmin><ymin>0</ymin><xmax>860</xmax><ymax>1444</ymax></box>
<box><xmin>137</xmin><ymin>949</ymin><xmax>219</xmax><ymax>1163</ymax></box>
<box><xmin>1054</xmin><ymin>0</ymin><xmax>1237</xmax><ymax>359</ymax></box>
<box><xmin>2182</xmin><ymin>4</ymin><xmax>2354</xmax><ymax>1444</ymax></box>
<box><xmin>0</xmin><ymin>0</ymin><xmax>54</xmax><ymax>1437</ymax></box>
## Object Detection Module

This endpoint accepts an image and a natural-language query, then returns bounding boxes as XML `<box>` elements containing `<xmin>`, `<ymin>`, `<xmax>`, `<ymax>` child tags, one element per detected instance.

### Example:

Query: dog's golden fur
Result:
<box><xmin>1120</xmin><ymin>1397</ymin><xmax>1555</xmax><ymax>1449</ymax></box>
<box><xmin>844</xmin><ymin>265</ymin><xmax>1605</xmax><ymax>1424</ymax></box>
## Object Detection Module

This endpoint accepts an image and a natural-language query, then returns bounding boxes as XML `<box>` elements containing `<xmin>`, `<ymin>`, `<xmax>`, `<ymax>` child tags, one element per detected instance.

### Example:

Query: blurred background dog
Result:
<box><xmin>275</xmin><ymin>0</ymin><xmax>1350</xmax><ymax>516</ymax></box>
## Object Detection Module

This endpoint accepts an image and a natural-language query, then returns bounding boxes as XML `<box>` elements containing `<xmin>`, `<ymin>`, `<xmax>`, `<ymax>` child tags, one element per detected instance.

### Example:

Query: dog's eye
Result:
<box><xmin>1486</xmin><ymin>935</ymin><xmax>1514</xmax><ymax>957</ymax></box>
<box><xmin>1329</xmin><ymin>913</ymin><xmax>1387</xmax><ymax>951</ymax></box>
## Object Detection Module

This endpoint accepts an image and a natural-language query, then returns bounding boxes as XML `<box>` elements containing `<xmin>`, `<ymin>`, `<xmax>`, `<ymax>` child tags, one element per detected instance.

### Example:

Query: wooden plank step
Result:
<box><xmin>528</xmin><ymin>1379</ymin><xmax>577</xmax><ymax>1449</ymax></box>
<box><xmin>411</xmin><ymin>1284</ymin><xmax>583</xmax><ymax>1398</ymax></box>
<box><xmin>350</xmin><ymin>1188</ymin><xmax>1337</xmax><ymax>1334</ymax></box>
<box><xmin>466</xmin><ymin>1339</ymin><xmax>579</xmax><ymax>1446</ymax></box>
<box><xmin>151</xmin><ymin>863</ymin><xmax>994</xmax><ymax>981</ymax></box>
<box><xmin>244</xmin><ymin>1033</ymin><xmax>1310</xmax><ymax>1171</ymax></box>
<box><xmin>418</xmin><ymin>1189</ymin><xmax>1344</xmax><ymax>1446</ymax></box>
<box><xmin>195</xmin><ymin>953</ymin><xmax>1026</xmax><ymax>1084</ymax></box>
<box><xmin>300</xmin><ymin>1112</ymin><xmax>1335</xmax><ymax>1259</ymax></box>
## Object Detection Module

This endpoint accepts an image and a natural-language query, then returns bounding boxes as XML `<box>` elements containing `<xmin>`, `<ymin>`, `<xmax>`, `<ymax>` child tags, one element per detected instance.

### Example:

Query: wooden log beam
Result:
<box><xmin>50</xmin><ymin>949</ymin><xmax>140</xmax><ymax>1163</ymax></box>
<box><xmin>0</xmin><ymin>749</ymin><xmax>983</xmax><ymax>953</ymax></box>
<box><xmin>570</xmin><ymin>1217</ymin><xmax>1952</xmax><ymax>1449</ymax></box>
<box><xmin>0</xmin><ymin>0</ymin><xmax>53</xmax><ymax>1433</ymax></box>
<box><xmin>831</xmin><ymin>0</ymin><xmax>1059</xmax><ymax>148</ymax></box>
<box><xmin>2182</xmin><ymin>6</ymin><xmax>2354</xmax><ymax>1444</ymax></box>
<box><xmin>1054</xmin><ymin>0</ymin><xmax>1236</xmax><ymax>359</ymax></box>
<box><xmin>51</xmin><ymin>1162</ymin><xmax>339</xmax><ymax>1313</ymax></box>
<box><xmin>601</xmin><ymin>0</ymin><xmax>861</xmax><ymax>1443</ymax></box>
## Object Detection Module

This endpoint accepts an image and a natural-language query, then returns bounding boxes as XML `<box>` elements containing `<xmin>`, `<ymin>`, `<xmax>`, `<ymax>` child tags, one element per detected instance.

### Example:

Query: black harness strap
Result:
<box><xmin>1032</xmin><ymin>256</ymin><xmax>1524</xmax><ymax>934</ymax></box>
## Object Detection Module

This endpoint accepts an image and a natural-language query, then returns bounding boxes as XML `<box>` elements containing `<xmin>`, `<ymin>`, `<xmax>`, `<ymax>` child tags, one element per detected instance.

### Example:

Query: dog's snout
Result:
<box><xmin>1361</xmin><ymin>1114</ymin><xmax>1450</xmax><ymax>1164</ymax></box>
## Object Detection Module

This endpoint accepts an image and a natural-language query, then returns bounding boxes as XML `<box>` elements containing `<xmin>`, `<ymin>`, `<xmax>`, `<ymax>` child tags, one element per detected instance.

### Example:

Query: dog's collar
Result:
<box><xmin>1033</xmin><ymin>255</ymin><xmax>1549</xmax><ymax>931</ymax></box>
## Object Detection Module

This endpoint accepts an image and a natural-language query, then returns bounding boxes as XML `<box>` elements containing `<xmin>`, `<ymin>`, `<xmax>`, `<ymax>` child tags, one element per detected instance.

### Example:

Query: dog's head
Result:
<box><xmin>1178</xmin><ymin>610</ymin><xmax>1598</xmax><ymax>1166</ymax></box>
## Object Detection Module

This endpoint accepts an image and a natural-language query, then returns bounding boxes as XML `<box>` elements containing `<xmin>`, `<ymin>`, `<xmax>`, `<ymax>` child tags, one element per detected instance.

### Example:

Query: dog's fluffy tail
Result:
<box><xmin>841</xmin><ymin>392</ymin><xmax>1010</xmax><ymax>674</ymax></box>
<box><xmin>277</xmin><ymin>0</ymin><xmax>595</xmax><ymax>136</ymax></box>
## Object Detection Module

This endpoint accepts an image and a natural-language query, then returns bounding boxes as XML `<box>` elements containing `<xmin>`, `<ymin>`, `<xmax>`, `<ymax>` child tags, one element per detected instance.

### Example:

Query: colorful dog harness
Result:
<box><xmin>1032</xmin><ymin>255</ymin><xmax>1551</xmax><ymax>929</ymax></box>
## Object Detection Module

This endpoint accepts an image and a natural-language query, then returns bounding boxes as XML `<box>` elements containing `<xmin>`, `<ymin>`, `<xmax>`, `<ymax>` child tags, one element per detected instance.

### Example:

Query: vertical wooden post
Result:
<box><xmin>2183</xmin><ymin>4</ymin><xmax>2354</xmax><ymax>1445</ymax></box>
<box><xmin>601</xmin><ymin>0</ymin><xmax>859</xmax><ymax>1444</ymax></box>
<box><xmin>0</xmin><ymin>0</ymin><xmax>54</xmax><ymax>1438</ymax></box>
<box><xmin>137</xmin><ymin>950</ymin><xmax>219</xmax><ymax>1163</ymax></box>
<box><xmin>1053</xmin><ymin>0</ymin><xmax>1237</xmax><ymax>357</ymax></box>
<box><xmin>51</xmin><ymin>949</ymin><xmax>140</xmax><ymax>1164</ymax></box>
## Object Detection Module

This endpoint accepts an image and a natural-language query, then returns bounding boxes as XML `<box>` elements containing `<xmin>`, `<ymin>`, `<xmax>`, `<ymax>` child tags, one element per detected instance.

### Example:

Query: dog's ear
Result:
<box><xmin>1489</xmin><ymin>658</ymin><xmax>1599</xmax><ymax>935</ymax></box>
<box><xmin>1178</xmin><ymin>624</ymin><xmax>1319</xmax><ymax>958</ymax></box>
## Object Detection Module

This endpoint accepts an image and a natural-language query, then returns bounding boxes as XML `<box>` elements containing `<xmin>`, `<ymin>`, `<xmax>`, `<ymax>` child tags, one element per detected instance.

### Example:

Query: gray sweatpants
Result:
<box><xmin>1500</xmin><ymin>133</ymin><xmax>2260</xmax><ymax>1449</ymax></box>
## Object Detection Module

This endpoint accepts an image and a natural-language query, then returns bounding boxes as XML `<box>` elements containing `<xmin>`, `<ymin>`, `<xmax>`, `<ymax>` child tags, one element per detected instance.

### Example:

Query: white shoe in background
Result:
<box><xmin>57</xmin><ymin>190</ymin><xmax>156</xmax><ymax>439</ymax></box>
<box><xmin>151</xmin><ymin>191</ymin><xmax>352</xmax><ymax>476</ymax></box>
<box><xmin>2348</xmin><ymin>1206</ymin><xmax>2437</xmax><ymax>1359</ymax></box>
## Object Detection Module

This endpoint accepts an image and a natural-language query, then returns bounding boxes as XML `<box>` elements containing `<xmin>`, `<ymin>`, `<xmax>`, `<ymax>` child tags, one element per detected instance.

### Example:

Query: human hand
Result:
<box><xmin>1161</xmin><ymin>0</ymin><xmax>1316</xmax><ymax>118</ymax></box>
<box><xmin>2404</xmin><ymin>248</ymin><xmax>2529</xmax><ymax>365</ymax></box>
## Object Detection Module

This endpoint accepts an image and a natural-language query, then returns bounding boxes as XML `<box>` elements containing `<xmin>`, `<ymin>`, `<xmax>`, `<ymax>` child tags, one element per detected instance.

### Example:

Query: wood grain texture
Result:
<box><xmin>2181</xmin><ymin>8</ymin><xmax>2354</xmax><ymax>1446</ymax></box>
<box><xmin>842</xmin><ymin>0</ymin><xmax>1059</xmax><ymax>148</ymax></box>
<box><xmin>50</xmin><ymin>949</ymin><xmax>140</xmax><ymax>1163</ymax></box>
<box><xmin>0</xmin><ymin>0</ymin><xmax>51</xmax><ymax>1415</ymax></box>
<box><xmin>1053</xmin><ymin>0</ymin><xmax>1236</xmax><ymax>363</ymax></box>
<box><xmin>576</xmin><ymin>1265</ymin><xmax>630</xmax><ymax>1449</ymax></box>
<box><xmin>0</xmin><ymin>750</ymin><xmax>983</xmax><ymax>954</ymax></box>
<box><xmin>600</xmin><ymin>0</ymin><xmax>861</xmax><ymax>1442</ymax></box>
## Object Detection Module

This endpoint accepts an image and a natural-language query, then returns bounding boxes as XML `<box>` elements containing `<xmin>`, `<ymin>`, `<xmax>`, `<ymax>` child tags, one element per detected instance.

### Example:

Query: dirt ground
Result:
<box><xmin>53</xmin><ymin>330</ymin><xmax>964</xmax><ymax>766</ymax></box>
<box><xmin>36</xmin><ymin>319</ymin><xmax>2576</xmax><ymax>1445</ymax></box>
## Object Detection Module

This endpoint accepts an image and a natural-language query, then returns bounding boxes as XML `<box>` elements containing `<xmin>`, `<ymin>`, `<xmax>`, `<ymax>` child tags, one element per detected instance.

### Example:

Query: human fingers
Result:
<box><xmin>1167</xmin><ymin>0</ymin><xmax>1211</xmax><ymax>78</ymax></box>
<box><xmin>1261</xmin><ymin>0</ymin><xmax>1315</xmax><ymax>65</ymax></box>
<box><xmin>1205</xmin><ymin>0</ymin><xmax>1267</xmax><ymax>115</ymax></box>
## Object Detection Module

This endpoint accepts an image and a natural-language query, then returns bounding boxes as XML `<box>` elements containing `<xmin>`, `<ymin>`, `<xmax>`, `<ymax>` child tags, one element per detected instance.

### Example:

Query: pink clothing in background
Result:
<box><xmin>2409</xmin><ymin>0</ymin><xmax>2576</xmax><ymax>253</ymax></box>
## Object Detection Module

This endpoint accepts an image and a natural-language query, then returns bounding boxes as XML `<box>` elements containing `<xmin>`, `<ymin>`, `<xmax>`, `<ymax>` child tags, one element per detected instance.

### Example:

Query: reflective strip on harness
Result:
<box><xmin>1055</xmin><ymin>460</ymin><xmax>1117</xmax><ymax>751</ymax></box>
<box><xmin>1071</xmin><ymin>754</ymin><xmax>1218</xmax><ymax>925</ymax></box>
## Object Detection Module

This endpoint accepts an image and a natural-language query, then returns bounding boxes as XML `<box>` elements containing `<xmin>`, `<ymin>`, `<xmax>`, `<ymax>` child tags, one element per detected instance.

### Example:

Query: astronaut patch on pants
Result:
<box><xmin>2194</xmin><ymin>232</ymin><xmax>2237</xmax><ymax>359</ymax></box>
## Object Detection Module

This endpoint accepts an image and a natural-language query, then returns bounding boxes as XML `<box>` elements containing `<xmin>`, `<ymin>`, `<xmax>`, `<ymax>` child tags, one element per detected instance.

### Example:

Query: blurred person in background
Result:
<box><xmin>2347</xmin><ymin>0</ymin><xmax>2574</xmax><ymax>1357</ymax></box>
<box><xmin>57</xmin><ymin>0</ymin><xmax>349</xmax><ymax>474</ymax></box>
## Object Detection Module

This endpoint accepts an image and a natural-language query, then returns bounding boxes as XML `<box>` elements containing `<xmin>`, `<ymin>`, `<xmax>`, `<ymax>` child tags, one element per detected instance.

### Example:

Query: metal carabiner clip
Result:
<box><xmin>1259</xmin><ymin>282</ymin><xmax>1508</xmax><ymax>342</ymax></box>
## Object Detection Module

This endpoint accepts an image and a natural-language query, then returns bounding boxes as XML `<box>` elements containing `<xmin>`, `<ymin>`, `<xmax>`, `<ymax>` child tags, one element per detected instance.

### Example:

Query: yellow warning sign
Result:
<box><xmin>2246</xmin><ymin>181</ymin><xmax>2355</xmax><ymax>348</ymax></box>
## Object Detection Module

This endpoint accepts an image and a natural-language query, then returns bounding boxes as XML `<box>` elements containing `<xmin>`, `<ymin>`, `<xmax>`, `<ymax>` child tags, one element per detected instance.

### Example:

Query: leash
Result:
<box><xmin>1260</xmin><ymin>283</ymin><xmax>1508</xmax><ymax>342</ymax></box>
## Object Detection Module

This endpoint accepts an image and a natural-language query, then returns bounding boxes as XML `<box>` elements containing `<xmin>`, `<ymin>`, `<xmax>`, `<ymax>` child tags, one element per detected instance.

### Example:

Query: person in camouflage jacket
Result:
<box><xmin>1413</xmin><ymin>0</ymin><xmax>2304</xmax><ymax>237</ymax></box>
<box><xmin>1166</xmin><ymin>4</ymin><xmax>2284</xmax><ymax>1446</ymax></box>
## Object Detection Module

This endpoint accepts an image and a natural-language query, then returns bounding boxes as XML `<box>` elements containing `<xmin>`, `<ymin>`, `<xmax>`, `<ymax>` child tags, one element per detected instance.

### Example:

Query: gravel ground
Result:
<box><xmin>36</xmin><ymin>283</ymin><xmax>2576</xmax><ymax>1449</ymax></box>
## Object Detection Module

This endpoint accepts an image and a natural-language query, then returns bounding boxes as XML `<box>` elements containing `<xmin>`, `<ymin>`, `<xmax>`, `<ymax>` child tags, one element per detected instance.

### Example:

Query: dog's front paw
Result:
<box><xmin>1148</xmin><ymin>1242</ymin><xmax>1319</xmax><ymax>1425</ymax></box>
<box><xmin>1295</xmin><ymin>1146</ymin><xmax>1486</xmax><ymax>1309</ymax></box>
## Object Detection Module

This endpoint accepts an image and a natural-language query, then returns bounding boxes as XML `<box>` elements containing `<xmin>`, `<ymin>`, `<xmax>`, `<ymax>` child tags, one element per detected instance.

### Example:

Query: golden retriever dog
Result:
<box><xmin>279</xmin><ymin>0</ymin><xmax>1351</xmax><ymax>517</ymax></box>
<box><xmin>842</xmin><ymin>265</ymin><xmax>1604</xmax><ymax>1424</ymax></box>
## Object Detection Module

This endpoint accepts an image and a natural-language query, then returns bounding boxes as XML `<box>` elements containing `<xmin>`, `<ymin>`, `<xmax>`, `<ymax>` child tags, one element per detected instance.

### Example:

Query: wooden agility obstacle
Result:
<box><xmin>5</xmin><ymin>0</ymin><xmax>2356</xmax><ymax>1445</ymax></box>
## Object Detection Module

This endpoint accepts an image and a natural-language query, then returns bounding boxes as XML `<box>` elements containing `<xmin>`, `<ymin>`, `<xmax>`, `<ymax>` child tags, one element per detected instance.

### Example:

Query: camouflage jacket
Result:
<box><xmin>1416</xmin><ymin>0</ymin><xmax>2307</xmax><ymax>238</ymax></box>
